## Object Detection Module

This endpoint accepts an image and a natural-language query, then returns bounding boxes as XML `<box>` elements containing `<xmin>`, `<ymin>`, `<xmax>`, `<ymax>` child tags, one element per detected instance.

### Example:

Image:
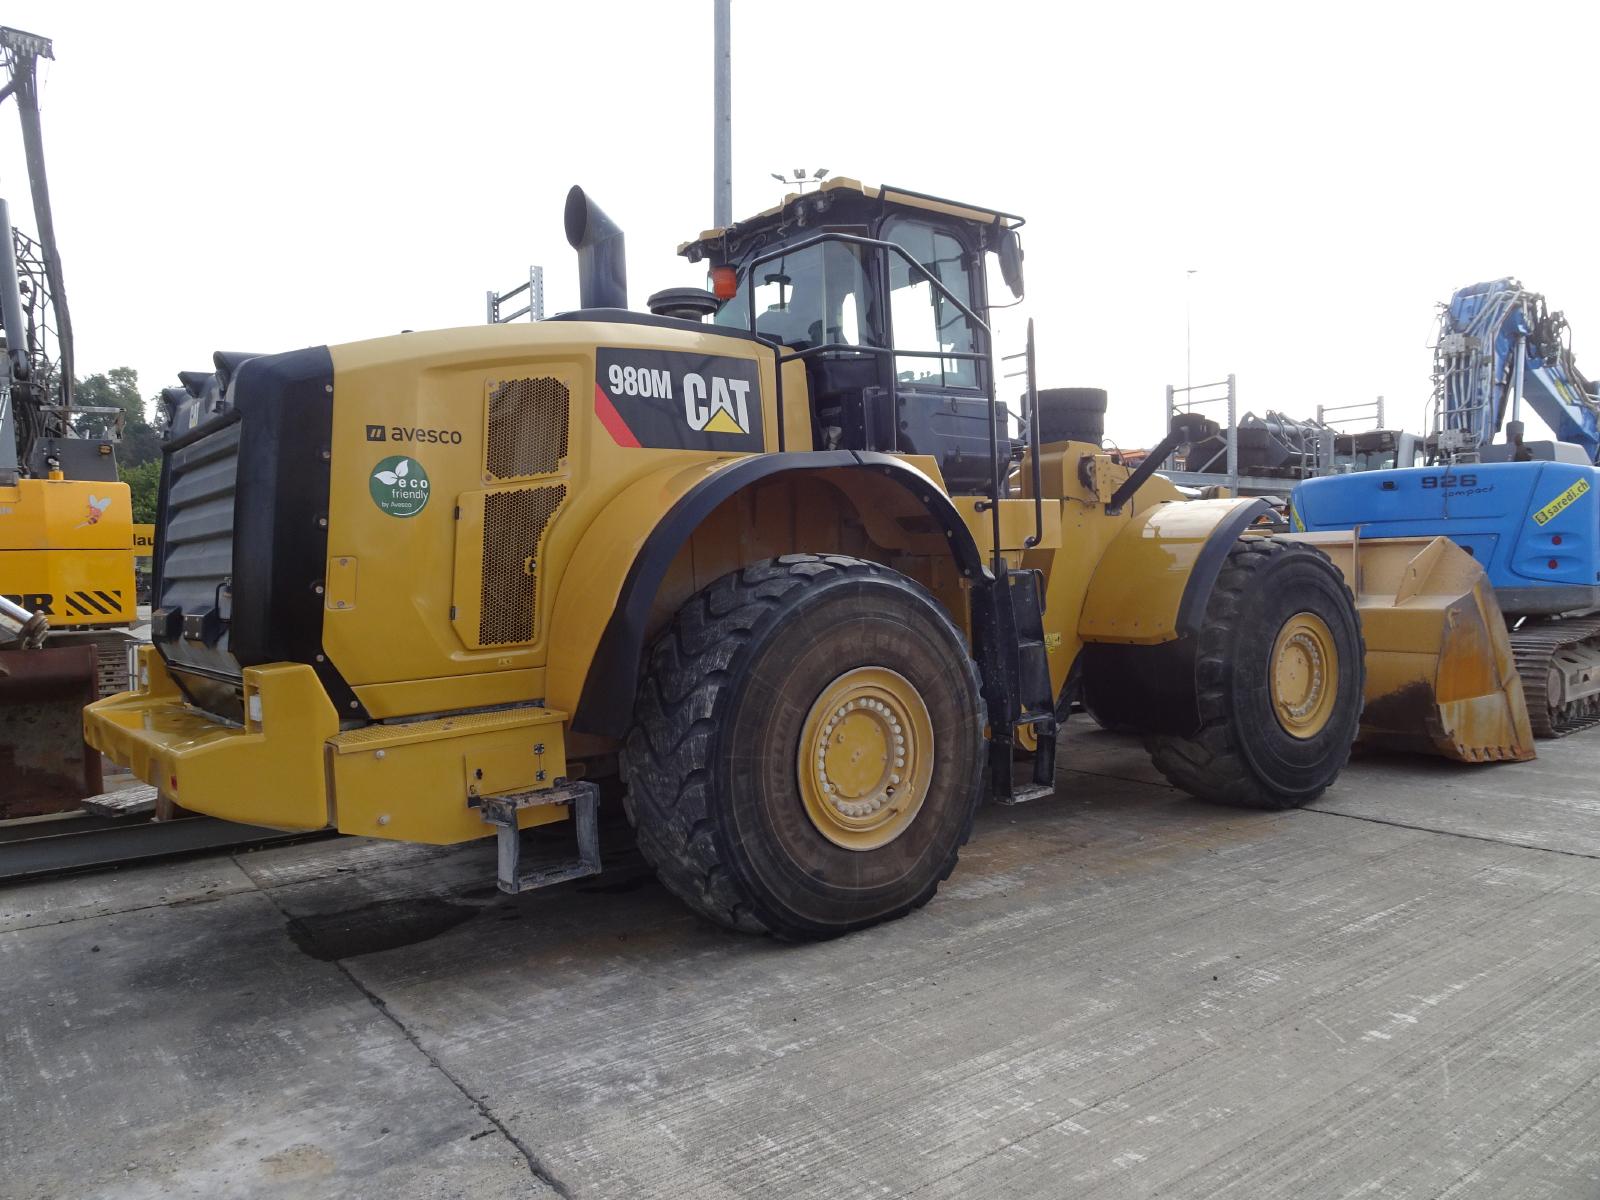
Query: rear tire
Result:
<box><xmin>1148</xmin><ymin>538</ymin><xmax>1364</xmax><ymax>809</ymax></box>
<box><xmin>622</xmin><ymin>555</ymin><xmax>985</xmax><ymax>939</ymax></box>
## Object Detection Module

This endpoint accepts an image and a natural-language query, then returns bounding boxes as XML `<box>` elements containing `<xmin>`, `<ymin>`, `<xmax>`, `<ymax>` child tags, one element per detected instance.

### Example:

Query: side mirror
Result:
<box><xmin>998</xmin><ymin>228</ymin><xmax>1025</xmax><ymax>299</ymax></box>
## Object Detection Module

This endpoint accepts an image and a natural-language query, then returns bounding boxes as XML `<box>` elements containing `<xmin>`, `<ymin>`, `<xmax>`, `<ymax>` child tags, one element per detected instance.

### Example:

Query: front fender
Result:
<box><xmin>1075</xmin><ymin>496</ymin><xmax>1272</xmax><ymax>736</ymax></box>
<box><xmin>1079</xmin><ymin>497</ymin><xmax>1271</xmax><ymax>645</ymax></box>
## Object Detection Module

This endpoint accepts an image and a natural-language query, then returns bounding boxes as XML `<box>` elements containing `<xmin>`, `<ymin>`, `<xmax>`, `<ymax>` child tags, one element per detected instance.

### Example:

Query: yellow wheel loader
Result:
<box><xmin>86</xmin><ymin>180</ymin><xmax>1530</xmax><ymax>938</ymax></box>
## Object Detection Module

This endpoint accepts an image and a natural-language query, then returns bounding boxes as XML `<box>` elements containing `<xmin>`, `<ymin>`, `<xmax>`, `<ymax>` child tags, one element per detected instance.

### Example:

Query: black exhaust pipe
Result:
<box><xmin>564</xmin><ymin>185</ymin><xmax>627</xmax><ymax>310</ymax></box>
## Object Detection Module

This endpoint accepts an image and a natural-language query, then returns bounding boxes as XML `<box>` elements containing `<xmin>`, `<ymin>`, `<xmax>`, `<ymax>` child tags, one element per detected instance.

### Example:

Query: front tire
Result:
<box><xmin>1148</xmin><ymin>538</ymin><xmax>1364</xmax><ymax>809</ymax></box>
<box><xmin>622</xmin><ymin>555</ymin><xmax>985</xmax><ymax>940</ymax></box>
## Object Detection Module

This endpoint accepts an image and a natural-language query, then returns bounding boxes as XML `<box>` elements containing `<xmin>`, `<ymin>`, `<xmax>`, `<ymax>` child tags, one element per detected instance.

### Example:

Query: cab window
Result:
<box><xmin>882</xmin><ymin>217</ymin><xmax>979</xmax><ymax>389</ymax></box>
<box><xmin>714</xmin><ymin>241</ymin><xmax>874</xmax><ymax>351</ymax></box>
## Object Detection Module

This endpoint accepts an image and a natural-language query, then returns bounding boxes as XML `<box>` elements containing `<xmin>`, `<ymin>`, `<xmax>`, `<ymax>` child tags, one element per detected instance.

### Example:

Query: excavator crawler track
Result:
<box><xmin>1510</xmin><ymin>616</ymin><xmax>1600</xmax><ymax>737</ymax></box>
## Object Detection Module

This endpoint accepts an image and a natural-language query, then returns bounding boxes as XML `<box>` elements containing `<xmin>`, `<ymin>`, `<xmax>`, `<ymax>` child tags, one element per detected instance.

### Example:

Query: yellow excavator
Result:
<box><xmin>87</xmin><ymin>179</ymin><xmax>1530</xmax><ymax>938</ymax></box>
<box><xmin>0</xmin><ymin>26</ymin><xmax>135</xmax><ymax>816</ymax></box>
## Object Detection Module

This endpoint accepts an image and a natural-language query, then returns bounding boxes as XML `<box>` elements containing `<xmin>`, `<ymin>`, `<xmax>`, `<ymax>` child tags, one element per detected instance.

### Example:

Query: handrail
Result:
<box><xmin>766</xmin><ymin>342</ymin><xmax>988</xmax><ymax>370</ymax></box>
<box><xmin>1023</xmin><ymin>318</ymin><xmax>1043</xmax><ymax>550</ymax></box>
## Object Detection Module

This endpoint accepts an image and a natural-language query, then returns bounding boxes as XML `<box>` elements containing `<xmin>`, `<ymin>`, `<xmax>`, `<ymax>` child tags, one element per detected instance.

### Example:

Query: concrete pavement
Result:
<box><xmin>5</xmin><ymin>720</ymin><xmax>1600</xmax><ymax>1198</ymax></box>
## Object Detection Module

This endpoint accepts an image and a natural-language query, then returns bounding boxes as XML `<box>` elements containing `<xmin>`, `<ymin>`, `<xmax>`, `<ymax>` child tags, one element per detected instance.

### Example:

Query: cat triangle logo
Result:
<box><xmin>703</xmin><ymin>406</ymin><xmax>745</xmax><ymax>435</ymax></box>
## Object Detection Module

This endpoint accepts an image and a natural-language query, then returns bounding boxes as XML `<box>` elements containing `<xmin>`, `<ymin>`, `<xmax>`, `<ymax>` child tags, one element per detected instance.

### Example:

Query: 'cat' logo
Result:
<box><xmin>682</xmin><ymin>373</ymin><xmax>753</xmax><ymax>435</ymax></box>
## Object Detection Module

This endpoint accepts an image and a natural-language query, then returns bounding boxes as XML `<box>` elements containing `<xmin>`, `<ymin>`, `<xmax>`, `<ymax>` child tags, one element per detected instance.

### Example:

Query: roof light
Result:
<box><xmin>709</xmin><ymin>266</ymin><xmax>738</xmax><ymax>300</ymax></box>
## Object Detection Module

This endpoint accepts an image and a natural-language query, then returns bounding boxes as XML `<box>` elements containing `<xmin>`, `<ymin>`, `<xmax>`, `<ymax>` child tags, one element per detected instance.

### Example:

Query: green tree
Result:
<box><xmin>121</xmin><ymin>458</ymin><xmax>161</xmax><ymax>524</ymax></box>
<box><xmin>74</xmin><ymin>367</ymin><xmax>162</xmax><ymax>467</ymax></box>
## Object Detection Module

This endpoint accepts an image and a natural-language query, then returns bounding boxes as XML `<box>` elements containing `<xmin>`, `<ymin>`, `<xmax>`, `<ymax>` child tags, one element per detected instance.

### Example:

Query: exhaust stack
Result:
<box><xmin>564</xmin><ymin>186</ymin><xmax>627</xmax><ymax>310</ymax></box>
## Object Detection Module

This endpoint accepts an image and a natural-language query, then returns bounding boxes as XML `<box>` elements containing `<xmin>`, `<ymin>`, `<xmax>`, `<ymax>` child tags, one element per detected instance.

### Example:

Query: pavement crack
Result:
<box><xmin>1303</xmin><ymin>806</ymin><xmax>1600</xmax><ymax>861</ymax></box>
<box><xmin>1056</xmin><ymin>765</ymin><xmax>1176</xmax><ymax>790</ymax></box>
<box><xmin>1</xmin><ymin>890</ymin><xmax>245</xmax><ymax>933</ymax></box>
<box><xmin>332</xmin><ymin>957</ymin><xmax>574</xmax><ymax>1196</ymax></box>
<box><xmin>340</xmin><ymin>966</ymin><xmax>579</xmax><ymax>1196</ymax></box>
<box><xmin>258</xmin><ymin>890</ymin><xmax>574</xmax><ymax>1197</ymax></box>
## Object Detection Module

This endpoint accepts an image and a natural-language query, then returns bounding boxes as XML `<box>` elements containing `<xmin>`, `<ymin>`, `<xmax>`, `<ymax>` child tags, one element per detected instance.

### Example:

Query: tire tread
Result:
<box><xmin>622</xmin><ymin>555</ymin><xmax>982</xmax><ymax>937</ymax></box>
<box><xmin>1147</xmin><ymin>538</ymin><xmax>1362</xmax><ymax>810</ymax></box>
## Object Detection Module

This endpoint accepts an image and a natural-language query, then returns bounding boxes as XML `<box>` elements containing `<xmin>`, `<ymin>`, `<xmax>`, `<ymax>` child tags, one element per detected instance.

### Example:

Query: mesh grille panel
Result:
<box><xmin>487</xmin><ymin>376</ymin><xmax>569</xmax><ymax>480</ymax></box>
<box><xmin>479</xmin><ymin>484</ymin><xmax>566</xmax><ymax>646</ymax></box>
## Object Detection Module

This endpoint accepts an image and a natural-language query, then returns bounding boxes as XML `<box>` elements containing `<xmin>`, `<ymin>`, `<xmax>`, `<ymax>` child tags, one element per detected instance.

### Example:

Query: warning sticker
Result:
<box><xmin>1532</xmin><ymin>477</ymin><xmax>1590</xmax><ymax>526</ymax></box>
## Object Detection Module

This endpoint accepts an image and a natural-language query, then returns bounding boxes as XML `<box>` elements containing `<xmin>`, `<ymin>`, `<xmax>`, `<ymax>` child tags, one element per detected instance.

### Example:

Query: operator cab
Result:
<box><xmin>679</xmin><ymin>180</ymin><xmax>1025</xmax><ymax>495</ymax></box>
<box><xmin>1333</xmin><ymin>429</ymin><xmax>1423</xmax><ymax>473</ymax></box>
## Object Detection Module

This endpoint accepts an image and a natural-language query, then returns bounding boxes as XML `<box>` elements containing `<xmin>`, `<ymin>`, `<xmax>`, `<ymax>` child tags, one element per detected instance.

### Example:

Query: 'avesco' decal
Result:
<box><xmin>593</xmin><ymin>347</ymin><xmax>763</xmax><ymax>451</ymax></box>
<box><xmin>366</xmin><ymin>424</ymin><xmax>463</xmax><ymax>445</ymax></box>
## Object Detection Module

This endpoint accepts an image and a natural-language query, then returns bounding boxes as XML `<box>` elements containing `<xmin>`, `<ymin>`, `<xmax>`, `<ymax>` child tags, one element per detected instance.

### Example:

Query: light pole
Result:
<box><xmin>1185</xmin><ymin>268</ymin><xmax>1198</xmax><ymax>399</ymax></box>
<box><xmin>713</xmin><ymin>0</ymin><xmax>732</xmax><ymax>228</ymax></box>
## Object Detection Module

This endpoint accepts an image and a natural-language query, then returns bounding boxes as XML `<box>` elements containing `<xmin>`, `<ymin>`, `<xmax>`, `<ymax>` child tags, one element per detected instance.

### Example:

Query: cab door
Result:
<box><xmin>879</xmin><ymin>216</ymin><xmax>1000</xmax><ymax>495</ymax></box>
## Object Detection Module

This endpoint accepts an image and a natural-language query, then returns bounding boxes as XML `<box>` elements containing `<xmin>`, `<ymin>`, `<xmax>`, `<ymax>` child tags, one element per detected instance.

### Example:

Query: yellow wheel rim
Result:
<box><xmin>1016</xmin><ymin>722</ymin><xmax>1038</xmax><ymax>753</ymax></box>
<box><xmin>1269</xmin><ymin>611</ymin><xmax>1338</xmax><ymax>738</ymax></box>
<box><xmin>797</xmin><ymin>666</ymin><xmax>935</xmax><ymax>851</ymax></box>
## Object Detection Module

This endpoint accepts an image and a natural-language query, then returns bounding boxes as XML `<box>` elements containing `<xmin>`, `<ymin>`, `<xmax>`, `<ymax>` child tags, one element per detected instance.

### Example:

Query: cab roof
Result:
<box><xmin>677</xmin><ymin>177</ymin><xmax>1024</xmax><ymax>261</ymax></box>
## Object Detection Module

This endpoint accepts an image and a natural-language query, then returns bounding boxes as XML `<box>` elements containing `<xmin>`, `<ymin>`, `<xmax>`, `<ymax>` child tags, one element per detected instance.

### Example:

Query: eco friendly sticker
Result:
<box><xmin>369</xmin><ymin>456</ymin><xmax>430</xmax><ymax>518</ymax></box>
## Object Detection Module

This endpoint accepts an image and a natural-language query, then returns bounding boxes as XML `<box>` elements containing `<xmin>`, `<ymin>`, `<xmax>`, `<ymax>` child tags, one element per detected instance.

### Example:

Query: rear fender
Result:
<box><xmin>545</xmin><ymin>451</ymin><xmax>986</xmax><ymax>738</ymax></box>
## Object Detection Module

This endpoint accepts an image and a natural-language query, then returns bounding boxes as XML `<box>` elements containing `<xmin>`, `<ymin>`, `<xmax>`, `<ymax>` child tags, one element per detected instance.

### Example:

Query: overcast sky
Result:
<box><xmin>4</xmin><ymin>0</ymin><xmax>1597</xmax><ymax>448</ymax></box>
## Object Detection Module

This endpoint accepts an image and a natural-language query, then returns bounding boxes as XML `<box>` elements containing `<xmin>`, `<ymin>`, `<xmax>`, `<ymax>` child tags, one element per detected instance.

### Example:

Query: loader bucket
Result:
<box><xmin>0</xmin><ymin>643</ymin><xmax>103</xmax><ymax>817</ymax></box>
<box><xmin>1282</xmin><ymin>533</ymin><xmax>1535</xmax><ymax>763</ymax></box>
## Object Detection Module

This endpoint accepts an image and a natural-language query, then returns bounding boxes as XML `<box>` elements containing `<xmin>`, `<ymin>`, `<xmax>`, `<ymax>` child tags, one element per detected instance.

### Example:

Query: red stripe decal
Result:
<box><xmin>594</xmin><ymin>383</ymin><xmax>642</xmax><ymax>448</ymax></box>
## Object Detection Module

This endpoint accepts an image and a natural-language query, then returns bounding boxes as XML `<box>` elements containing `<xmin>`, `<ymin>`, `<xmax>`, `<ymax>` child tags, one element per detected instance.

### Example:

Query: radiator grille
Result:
<box><xmin>479</xmin><ymin>484</ymin><xmax>566</xmax><ymax>646</ymax></box>
<box><xmin>487</xmin><ymin>376</ymin><xmax>568</xmax><ymax>480</ymax></box>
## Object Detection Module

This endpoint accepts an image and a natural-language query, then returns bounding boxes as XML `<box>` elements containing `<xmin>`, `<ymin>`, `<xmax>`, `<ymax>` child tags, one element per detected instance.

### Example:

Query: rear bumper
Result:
<box><xmin>86</xmin><ymin>648</ymin><xmax>338</xmax><ymax>830</ymax></box>
<box><xmin>87</xmin><ymin>646</ymin><xmax>574</xmax><ymax>842</ymax></box>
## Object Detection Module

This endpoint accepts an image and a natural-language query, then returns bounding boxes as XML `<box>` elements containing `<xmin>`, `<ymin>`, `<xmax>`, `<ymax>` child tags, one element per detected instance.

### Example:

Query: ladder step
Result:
<box><xmin>479</xmin><ymin>780</ymin><xmax>601</xmax><ymax>894</ymax></box>
<box><xmin>993</xmin><ymin>781</ymin><xmax>1055</xmax><ymax>806</ymax></box>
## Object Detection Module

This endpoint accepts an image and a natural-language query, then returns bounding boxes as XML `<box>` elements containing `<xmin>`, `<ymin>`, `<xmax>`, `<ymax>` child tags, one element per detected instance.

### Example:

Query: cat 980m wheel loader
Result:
<box><xmin>86</xmin><ymin>179</ymin><xmax>1531</xmax><ymax>938</ymax></box>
